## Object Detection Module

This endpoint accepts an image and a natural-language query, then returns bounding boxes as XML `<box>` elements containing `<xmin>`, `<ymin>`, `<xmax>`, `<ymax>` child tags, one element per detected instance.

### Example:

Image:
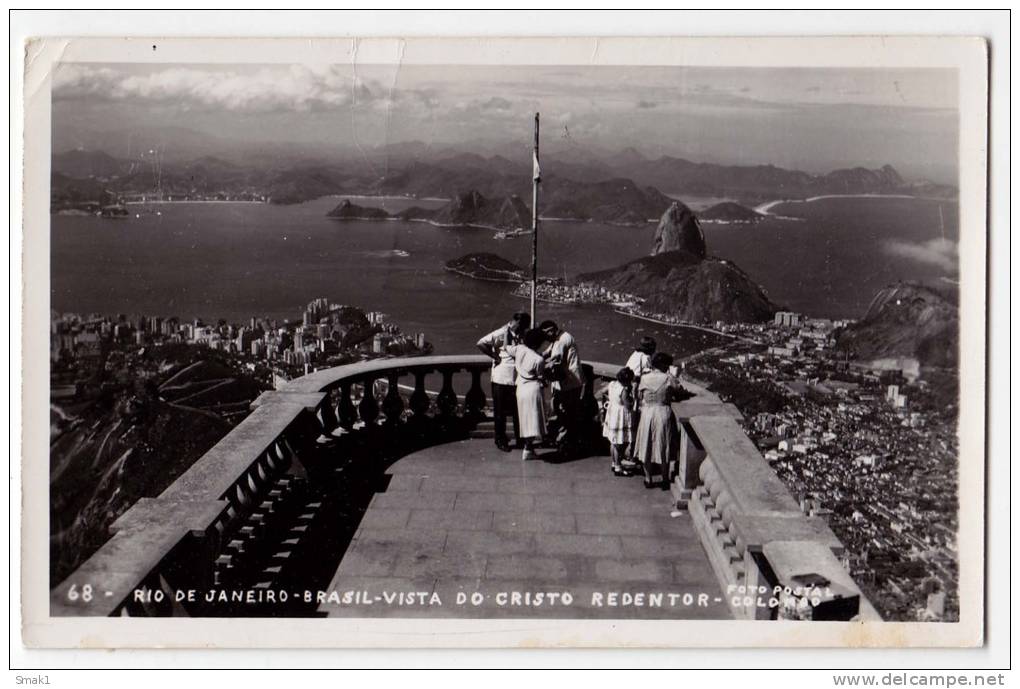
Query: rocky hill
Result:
<box><xmin>404</xmin><ymin>190</ymin><xmax>532</xmax><ymax>230</ymax></box>
<box><xmin>652</xmin><ymin>201</ymin><xmax>706</xmax><ymax>258</ymax></box>
<box><xmin>835</xmin><ymin>283</ymin><xmax>959</xmax><ymax>369</ymax></box>
<box><xmin>579</xmin><ymin>202</ymin><xmax>778</xmax><ymax>324</ymax></box>
<box><xmin>49</xmin><ymin>347</ymin><xmax>266</xmax><ymax>586</ymax></box>
<box><xmin>581</xmin><ymin>253</ymin><xmax>778</xmax><ymax>324</ymax></box>
<box><xmin>541</xmin><ymin>176</ymin><xmax>673</xmax><ymax>225</ymax></box>
<box><xmin>52</xmin><ymin>149</ymin><xmax>126</xmax><ymax>179</ymax></box>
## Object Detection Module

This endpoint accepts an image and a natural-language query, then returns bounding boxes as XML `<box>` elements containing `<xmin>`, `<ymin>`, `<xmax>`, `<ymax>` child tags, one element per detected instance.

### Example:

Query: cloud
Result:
<box><xmin>636</xmin><ymin>99</ymin><xmax>658</xmax><ymax>109</ymax></box>
<box><xmin>884</xmin><ymin>238</ymin><xmax>958</xmax><ymax>271</ymax></box>
<box><xmin>481</xmin><ymin>96</ymin><xmax>512</xmax><ymax>110</ymax></box>
<box><xmin>53</xmin><ymin>64</ymin><xmax>371</xmax><ymax>113</ymax></box>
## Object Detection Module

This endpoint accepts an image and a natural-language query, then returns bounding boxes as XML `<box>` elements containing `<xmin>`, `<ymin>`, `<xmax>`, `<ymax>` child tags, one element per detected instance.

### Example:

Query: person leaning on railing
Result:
<box><xmin>632</xmin><ymin>352</ymin><xmax>687</xmax><ymax>490</ymax></box>
<box><xmin>505</xmin><ymin>327</ymin><xmax>550</xmax><ymax>461</ymax></box>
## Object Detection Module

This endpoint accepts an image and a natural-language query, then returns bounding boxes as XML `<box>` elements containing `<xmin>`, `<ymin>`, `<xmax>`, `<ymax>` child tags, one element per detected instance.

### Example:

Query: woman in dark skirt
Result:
<box><xmin>631</xmin><ymin>352</ymin><xmax>686</xmax><ymax>489</ymax></box>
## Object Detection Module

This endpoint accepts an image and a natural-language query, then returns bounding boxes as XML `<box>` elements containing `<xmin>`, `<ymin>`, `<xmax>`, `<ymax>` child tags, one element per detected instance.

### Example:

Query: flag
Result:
<box><xmin>533</xmin><ymin>150</ymin><xmax>541</xmax><ymax>182</ymax></box>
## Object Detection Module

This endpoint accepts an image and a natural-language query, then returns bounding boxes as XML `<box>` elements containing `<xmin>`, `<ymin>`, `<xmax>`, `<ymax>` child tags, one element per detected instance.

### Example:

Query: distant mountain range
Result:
<box><xmin>50</xmin><ymin>144</ymin><xmax>957</xmax><ymax>217</ymax></box>
<box><xmin>327</xmin><ymin>191</ymin><xmax>533</xmax><ymax>230</ymax></box>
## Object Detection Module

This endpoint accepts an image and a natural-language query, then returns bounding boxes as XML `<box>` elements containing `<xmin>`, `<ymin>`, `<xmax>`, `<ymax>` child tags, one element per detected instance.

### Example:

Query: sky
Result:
<box><xmin>52</xmin><ymin>63</ymin><xmax>959</xmax><ymax>182</ymax></box>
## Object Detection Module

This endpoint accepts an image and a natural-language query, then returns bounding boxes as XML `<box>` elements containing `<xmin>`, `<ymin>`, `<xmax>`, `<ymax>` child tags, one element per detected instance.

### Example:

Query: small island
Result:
<box><xmin>444</xmin><ymin>253</ymin><xmax>525</xmax><ymax>282</ymax></box>
<box><xmin>326</xmin><ymin>199</ymin><xmax>391</xmax><ymax>221</ymax></box>
<box><xmin>698</xmin><ymin>201</ymin><xmax>766</xmax><ymax>224</ymax></box>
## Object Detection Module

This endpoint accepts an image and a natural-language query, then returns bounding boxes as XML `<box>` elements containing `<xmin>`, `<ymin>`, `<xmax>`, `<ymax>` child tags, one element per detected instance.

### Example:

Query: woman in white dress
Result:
<box><xmin>506</xmin><ymin>328</ymin><xmax>549</xmax><ymax>460</ymax></box>
<box><xmin>632</xmin><ymin>352</ymin><xmax>686</xmax><ymax>489</ymax></box>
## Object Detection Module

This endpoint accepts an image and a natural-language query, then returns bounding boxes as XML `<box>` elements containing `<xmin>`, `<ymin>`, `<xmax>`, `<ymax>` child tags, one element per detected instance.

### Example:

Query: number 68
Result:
<box><xmin>67</xmin><ymin>583</ymin><xmax>93</xmax><ymax>602</ymax></box>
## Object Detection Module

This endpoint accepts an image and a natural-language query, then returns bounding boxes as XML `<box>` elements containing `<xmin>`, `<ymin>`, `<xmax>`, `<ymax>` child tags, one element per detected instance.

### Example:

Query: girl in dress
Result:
<box><xmin>603</xmin><ymin>367</ymin><xmax>635</xmax><ymax>476</ymax></box>
<box><xmin>506</xmin><ymin>328</ymin><xmax>550</xmax><ymax>461</ymax></box>
<box><xmin>632</xmin><ymin>352</ymin><xmax>687</xmax><ymax>489</ymax></box>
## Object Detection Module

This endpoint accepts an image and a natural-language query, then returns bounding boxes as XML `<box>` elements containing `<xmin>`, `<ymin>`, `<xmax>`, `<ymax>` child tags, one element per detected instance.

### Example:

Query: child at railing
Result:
<box><xmin>602</xmin><ymin>367</ymin><xmax>635</xmax><ymax>476</ymax></box>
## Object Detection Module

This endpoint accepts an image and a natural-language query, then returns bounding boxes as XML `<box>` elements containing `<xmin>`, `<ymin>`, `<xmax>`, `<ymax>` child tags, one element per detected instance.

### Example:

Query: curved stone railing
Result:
<box><xmin>51</xmin><ymin>354</ymin><xmax>876</xmax><ymax>621</ymax></box>
<box><xmin>671</xmin><ymin>399</ymin><xmax>882</xmax><ymax>621</ymax></box>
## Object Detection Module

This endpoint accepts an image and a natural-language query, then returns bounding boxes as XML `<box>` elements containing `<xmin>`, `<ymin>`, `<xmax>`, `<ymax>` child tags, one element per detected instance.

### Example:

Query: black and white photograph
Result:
<box><xmin>17</xmin><ymin>30</ymin><xmax>993</xmax><ymax>652</ymax></box>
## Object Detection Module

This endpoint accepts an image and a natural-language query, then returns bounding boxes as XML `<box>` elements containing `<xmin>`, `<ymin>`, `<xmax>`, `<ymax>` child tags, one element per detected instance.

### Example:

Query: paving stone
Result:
<box><xmin>533</xmin><ymin>532</ymin><xmax>624</xmax><ymax>558</ymax></box>
<box><xmin>494</xmin><ymin>476</ymin><xmax>573</xmax><ymax>495</ymax></box>
<box><xmin>370</xmin><ymin>491</ymin><xmax>457</xmax><ymax>510</ymax></box>
<box><xmin>334</xmin><ymin>548</ymin><xmax>397</xmax><ymax>577</ymax></box>
<box><xmin>419</xmin><ymin>475</ymin><xmax>497</xmax><ymax>493</ymax></box>
<box><xmin>353</xmin><ymin>527</ymin><xmax>448</xmax><ymax>550</ymax></box>
<box><xmin>388</xmin><ymin>456</ymin><xmax>465</xmax><ymax>475</ymax></box>
<box><xmin>611</xmin><ymin>496</ymin><xmax>674</xmax><ymax>515</ymax></box>
<box><xmin>572</xmin><ymin>479</ymin><xmax>634</xmax><ymax>497</ymax></box>
<box><xmin>392</xmin><ymin>549</ymin><xmax>488</xmax><ymax>580</ymax></box>
<box><xmin>408</xmin><ymin>508</ymin><xmax>494</xmax><ymax>531</ymax></box>
<box><xmin>444</xmin><ymin>530</ymin><xmax>534</xmax><ymax>555</ymax></box>
<box><xmin>594</xmin><ymin>558</ymin><xmax>673</xmax><ymax>582</ymax></box>
<box><xmin>619</xmin><ymin>534</ymin><xmax>702</xmax><ymax>558</ymax></box>
<box><xmin>453</xmin><ymin>491</ymin><xmax>535</xmax><ymax>512</ymax></box>
<box><xmin>492</xmin><ymin>511</ymin><xmax>575</xmax><ymax>534</ymax></box>
<box><xmin>466</xmin><ymin>459</ymin><xmax>548</xmax><ymax>477</ymax></box>
<box><xmin>532</xmin><ymin>494</ymin><xmax>615</xmax><ymax>515</ymax></box>
<box><xmin>575</xmin><ymin>514</ymin><xmax>666</xmax><ymax>536</ymax></box>
<box><xmin>672</xmin><ymin>559</ymin><xmax>723</xmax><ymax>586</ymax></box>
<box><xmin>486</xmin><ymin>554</ymin><xmax>570</xmax><ymax>581</ymax></box>
<box><xmin>384</xmin><ymin>475</ymin><xmax>423</xmax><ymax>493</ymax></box>
<box><xmin>357</xmin><ymin>507</ymin><xmax>410</xmax><ymax>530</ymax></box>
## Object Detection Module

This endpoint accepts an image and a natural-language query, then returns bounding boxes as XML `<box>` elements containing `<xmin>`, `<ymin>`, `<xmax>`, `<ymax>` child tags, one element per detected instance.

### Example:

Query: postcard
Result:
<box><xmin>19</xmin><ymin>34</ymin><xmax>988</xmax><ymax>648</ymax></box>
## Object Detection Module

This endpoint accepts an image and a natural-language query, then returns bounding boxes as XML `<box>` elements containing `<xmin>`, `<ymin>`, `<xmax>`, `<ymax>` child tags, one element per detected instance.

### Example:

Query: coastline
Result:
<box><xmin>754</xmin><ymin>192</ymin><xmax>939</xmax><ymax>216</ymax></box>
<box><xmin>443</xmin><ymin>266</ymin><xmax>524</xmax><ymax>284</ymax></box>
<box><xmin>612</xmin><ymin>308</ymin><xmax>735</xmax><ymax>338</ymax></box>
<box><xmin>124</xmin><ymin>200</ymin><xmax>268</xmax><ymax>205</ymax></box>
<box><xmin>611</xmin><ymin>308</ymin><xmax>764</xmax><ymax>345</ymax></box>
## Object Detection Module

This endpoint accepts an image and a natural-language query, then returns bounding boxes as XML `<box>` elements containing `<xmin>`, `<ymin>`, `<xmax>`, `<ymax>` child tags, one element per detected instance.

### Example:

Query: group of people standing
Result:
<box><xmin>476</xmin><ymin>312</ymin><xmax>586</xmax><ymax>461</ymax></box>
<box><xmin>477</xmin><ymin>317</ymin><xmax>688</xmax><ymax>484</ymax></box>
<box><xmin>605</xmin><ymin>336</ymin><xmax>688</xmax><ymax>489</ymax></box>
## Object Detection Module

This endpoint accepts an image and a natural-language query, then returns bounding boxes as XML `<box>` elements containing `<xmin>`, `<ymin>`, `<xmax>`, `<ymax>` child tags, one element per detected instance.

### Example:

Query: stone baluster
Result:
<box><xmin>316</xmin><ymin>394</ymin><xmax>340</xmax><ymax>437</ymax></box>
<box><xmin>409</xmin><ymin>369</ymin><xmax>431</xmax><ymax>418</ymax></box>
<box><xmin>336</xmin><ymin>382</ymin><xmax>357</xmax><ymax>430</ymax></box>
<box><xmin>358</xmin><ymin>377</ymin><xmax>380</xmax><ymax>425</ymax></box>
<box><xmin>382</xmin><ymin>371</ymin><xmax>405</xmax><ymax>424</ymax></box>
<box><xmin>436</xmin><ymin>367</ymin><xmax>458</xmax><ymax>418</ymax></box>
<box><xmin>464</xmin><ymin>367</ymin><xmax>487</xmax><ymax>419</ymax></box>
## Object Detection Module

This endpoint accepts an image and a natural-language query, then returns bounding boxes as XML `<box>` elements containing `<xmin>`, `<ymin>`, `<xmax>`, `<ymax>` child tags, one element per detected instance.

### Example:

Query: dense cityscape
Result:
<box><xmin>680</xmin><ymin>313</ymin><xmax>959</xmax><ymax>622</ymax></box>
<box><xmin>50</xmin><ymin>298</ymin><xmax>431</xmax><ymax>393</ymax></box>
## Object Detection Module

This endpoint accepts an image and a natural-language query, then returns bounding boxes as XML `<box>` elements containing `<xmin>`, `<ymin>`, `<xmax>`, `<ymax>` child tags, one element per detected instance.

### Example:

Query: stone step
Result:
<box><xmin>469</xmin><ymin>418</ymin><xmax>496</xmax><ymax>439</ymax></box>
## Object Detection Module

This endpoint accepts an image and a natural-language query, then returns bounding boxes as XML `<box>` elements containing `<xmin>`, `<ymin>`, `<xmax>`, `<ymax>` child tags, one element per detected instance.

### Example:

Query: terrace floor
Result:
<box><xmin>321</xmin><ymin>438</ymin><xmax>732</xmax><ymax>619</ymax></box>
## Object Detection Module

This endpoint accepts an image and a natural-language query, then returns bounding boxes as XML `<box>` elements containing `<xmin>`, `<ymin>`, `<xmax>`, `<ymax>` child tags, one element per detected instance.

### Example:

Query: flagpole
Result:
<box><xmin>531</xmin><ymin>113</ymin><xmax>540</xmax><ymax>326</ymax></box>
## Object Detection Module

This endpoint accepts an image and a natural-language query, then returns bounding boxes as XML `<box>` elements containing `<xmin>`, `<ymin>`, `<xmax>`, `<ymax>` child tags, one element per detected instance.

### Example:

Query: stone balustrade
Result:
<box><xmin>50</xmin><ymin>355</ymin><xmax>877</xmax><ymax>621</ymax></box>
